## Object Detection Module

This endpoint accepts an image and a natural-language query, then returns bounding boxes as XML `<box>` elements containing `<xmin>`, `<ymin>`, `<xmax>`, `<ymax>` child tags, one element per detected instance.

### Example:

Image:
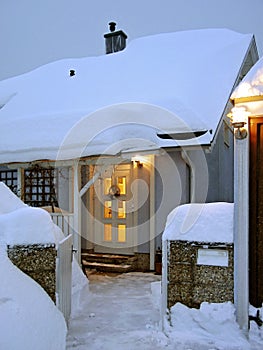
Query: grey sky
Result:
<box><xmin>1</xmin><ymin>0</ymin><xmax>263</xmax><ymax>81</ymax></box>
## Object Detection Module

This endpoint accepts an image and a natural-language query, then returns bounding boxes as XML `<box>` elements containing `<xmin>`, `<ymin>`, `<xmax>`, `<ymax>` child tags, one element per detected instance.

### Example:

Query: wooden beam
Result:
<box><xmin>233</xmin><ymin>95</ymin><xmax>263</xmax><ymax>104</ymax></box>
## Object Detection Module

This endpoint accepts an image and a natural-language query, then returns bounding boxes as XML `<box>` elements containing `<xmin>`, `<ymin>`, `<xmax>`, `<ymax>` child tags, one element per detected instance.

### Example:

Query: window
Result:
<box><xmin>24</xmin><ymin>165</ymin><xmax>58</xmax><ymax>208</ymax></box>
<box><xmin>0</xmin><ymin>170</ymin><xmax>18</xmax><ymax>194</ymax></box>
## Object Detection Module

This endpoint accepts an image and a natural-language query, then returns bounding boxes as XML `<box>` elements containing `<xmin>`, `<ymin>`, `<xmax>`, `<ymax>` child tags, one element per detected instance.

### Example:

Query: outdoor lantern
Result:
<box><xmin>131</xmin><ymin>156</ymin><xmax>144</xmax><ymax>168</ymax></box>
<box><xmin>229</xmin><ymin>106</ymin><xmax>249</xmax><ymax>139</ymax></box>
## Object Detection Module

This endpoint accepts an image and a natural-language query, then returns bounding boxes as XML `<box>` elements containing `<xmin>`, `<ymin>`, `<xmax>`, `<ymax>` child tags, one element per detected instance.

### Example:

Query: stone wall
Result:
<box><xmin>134</xmin><ymin>253</ymin><xmax>150</xmax><ymax>271</ymax></box>
<box><xmin>167</xmin><ymin>240</ymin><xmax>234</xmax><ymax>309</ymax></box>
<box><xmin>7</xmin><ymin>244</ymin><xmax>57</xmax><ymax>302</ymax></box>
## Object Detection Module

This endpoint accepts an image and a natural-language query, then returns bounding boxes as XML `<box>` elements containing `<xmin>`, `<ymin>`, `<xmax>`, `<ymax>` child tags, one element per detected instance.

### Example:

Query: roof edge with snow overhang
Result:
<box><xmin>0</xmin><ymin>29</ymin><xmax>257</xmax><ymax>163</ymax></box>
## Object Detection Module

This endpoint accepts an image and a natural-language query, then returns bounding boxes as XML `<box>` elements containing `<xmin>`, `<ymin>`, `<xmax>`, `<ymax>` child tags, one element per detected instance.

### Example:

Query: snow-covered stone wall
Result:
<box><xmin>162</xmin><ymin>202</ymin><xmax>234</xmax><ymax>310</ymax></box>
<box><xmin>7</xmin><ymin>243</ymin><xmax>57</xmax><ymax>301</ymax></box>
<box><xmin>167</xmin><ymin>240</ymin><xmax>234</xmax><ymax>309</ymax></box>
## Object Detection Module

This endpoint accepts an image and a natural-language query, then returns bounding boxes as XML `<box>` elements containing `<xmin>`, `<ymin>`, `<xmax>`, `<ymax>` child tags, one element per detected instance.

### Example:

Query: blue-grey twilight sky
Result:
<box><xmin>1</xmin><ymin>0</ymin><xmax>263</xmax><ymax>81</ymax></box>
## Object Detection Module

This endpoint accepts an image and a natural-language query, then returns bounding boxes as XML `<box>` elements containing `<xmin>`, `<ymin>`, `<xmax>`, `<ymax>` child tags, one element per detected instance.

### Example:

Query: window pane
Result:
<box><xmin>104</xmin><ymin>178</ymin><xmax>112</xmax><ymax>195</ymax></box>
<box><xmin>118</xmin><ymin>201</ymin><xmax>126</xmax><ymax>218</ymax></box>
<box><xmin>118</xmin><ymin>224</ymin><xmax>126</xmax><ymax>243</ymax></box>
<box><xmin>104</xmin><ymin>201</ymin><xmax>112</xmax><ymax>218</ymax></box>
<box><xmin>0</xmin><ymin>170</ymin><xmax>17</xmax><ymax>194</ymax></box>
<box><xmin>117</xmin><ymin>176</ymin><xmax>126</xmax><ymax>195</ymax></box>
<box><xmin>104</xmin><ymin>224</ymin><xmax>112</xmax><ymax>241</ymax></box>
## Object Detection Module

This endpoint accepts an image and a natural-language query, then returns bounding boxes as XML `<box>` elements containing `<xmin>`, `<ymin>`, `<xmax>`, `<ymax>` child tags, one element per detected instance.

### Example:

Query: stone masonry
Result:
<box><xmin>7</xmin><ymin>244</ymin><xmax>57</xmax><ymax>302</ymax></box>
<box><xmin>168</xmin><ymin>240</ymin><xmax>234</xmax><ymax>309</ymax></box>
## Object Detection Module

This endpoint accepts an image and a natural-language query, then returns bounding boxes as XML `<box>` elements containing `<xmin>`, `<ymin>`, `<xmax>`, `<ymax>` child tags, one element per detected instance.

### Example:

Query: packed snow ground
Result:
<box><xmin>67</xmin><ymin>271</ymin><xmax>263</xmax><ymax>350</ymax></box>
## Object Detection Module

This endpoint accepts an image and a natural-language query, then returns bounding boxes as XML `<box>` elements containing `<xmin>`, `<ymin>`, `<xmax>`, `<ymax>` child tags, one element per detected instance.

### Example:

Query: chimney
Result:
<box><xmin>104</xmin><ymin>22</ymin><xmax>128</xmax><ymax>54</ymax></box>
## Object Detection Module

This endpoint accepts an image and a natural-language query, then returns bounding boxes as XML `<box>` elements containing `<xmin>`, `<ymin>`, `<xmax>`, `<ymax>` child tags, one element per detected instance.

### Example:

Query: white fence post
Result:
<box><xmin>50</xmin><ymin>213</ymin><xmax>74</xmax><ymax>236</ymax></box>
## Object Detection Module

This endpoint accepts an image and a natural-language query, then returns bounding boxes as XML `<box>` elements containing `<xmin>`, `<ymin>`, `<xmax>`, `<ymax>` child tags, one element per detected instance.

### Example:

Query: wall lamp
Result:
<box><xmin>134</xmin><ymin>160</ymin><xmax>143</xmax><ymax>168</ymax></box>
<box><xmin>131</xmin><ymin>156</ymin><xmax>144</xmax><ymax>168</ymax></box>
<box><xmin>228</xmin><ymin>106</ymin><xmax>249</xmax><ymax>139</ymax></box>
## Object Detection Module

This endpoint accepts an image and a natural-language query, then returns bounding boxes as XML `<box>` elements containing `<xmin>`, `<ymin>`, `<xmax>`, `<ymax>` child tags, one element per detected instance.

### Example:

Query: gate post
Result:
<box><xmin>232</xmin><ymin>107</ymin><xmax>249</xmax><ymax>335</ymax></box>
<box><xmin>56</xmin><ymin>234</ymin><xmax>73</xmax><ymax>323</ymax></box>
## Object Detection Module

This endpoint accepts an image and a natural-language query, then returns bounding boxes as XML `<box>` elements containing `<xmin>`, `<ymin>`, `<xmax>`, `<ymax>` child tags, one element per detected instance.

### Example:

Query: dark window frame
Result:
<box><xmin>24</xmin><ymin>165</ymin><xmax>58</xmax><ymax>208</ymax></box>
<box><xmin>0</xmin><ymin>169</ymin><xmax>18</xmax><ymax>195</ymax></box>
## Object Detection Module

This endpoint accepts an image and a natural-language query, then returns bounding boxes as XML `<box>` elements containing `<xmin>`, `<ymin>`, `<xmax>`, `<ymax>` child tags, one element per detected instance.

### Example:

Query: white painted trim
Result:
<box><xmin>149</xmin><ymin>155</ymin><xmax>155</xmax><ymax>270</ymax></box>
<box><xmin>16</xmin><ymin>167</ymin><xmax>23</xmax><ymax>199</ymax></box>
<box><xmin>73</xmin><ymin>162</ymin><xmax>81</xmax><ymax>264</ymax></box>
<box><xmin>131</xmin><ymin>163</ymin><xmax>139</xmax><ymax>253</ymax></box>
<box><xmin>79</xmin><ymin>160</ymin><xmax>122</xmax><ymax>198</ymax></box>
<box><xmin>161</xmin><ymin>239</ymin><xmax>168</xmax><ymax>331</ymax></box>
<box><xmin>79</xmin><ymin>171</ymin><xmax>100</xmax><ymax>198</ymax></box>
<box><xmin>234</xmin><ymin>135</ymin><xmax>249</xmax><ymax>334</ymax></box>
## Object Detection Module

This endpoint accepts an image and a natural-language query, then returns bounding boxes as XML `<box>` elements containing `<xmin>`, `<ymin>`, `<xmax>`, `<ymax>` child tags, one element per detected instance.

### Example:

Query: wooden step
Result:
<box><xmin>82</xmin><ymin>260</ymin><xmax>133</xmax><ymax>273</ymax></box>
<box><xmin>81</xmin><ymin>252</ymin><xmax>137</xmax><ymax>273</ymax></box>
<box><xmin>82</xmin><ymin>253</ymin><xmax>136</xmax><ymax>264</ymax></box>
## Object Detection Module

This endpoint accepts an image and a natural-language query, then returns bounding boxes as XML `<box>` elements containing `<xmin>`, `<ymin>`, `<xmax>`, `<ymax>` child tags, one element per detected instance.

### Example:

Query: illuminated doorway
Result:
<box><xmin>94</xmin><ymin>163</ymin><xmax>134</xmax><ymax>254</ymax></box>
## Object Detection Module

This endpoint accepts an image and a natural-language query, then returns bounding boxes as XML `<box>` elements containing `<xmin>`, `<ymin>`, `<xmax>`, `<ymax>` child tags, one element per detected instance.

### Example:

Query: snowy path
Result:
<box><xmin>66</xmin><ymin>271</ymin><xmax>263</xmax><ymax>350</ymax></box>
<box><xmin>66</xmin><ymin>272</ymin><xmax>171</xmax><ymax>350</ymax></box>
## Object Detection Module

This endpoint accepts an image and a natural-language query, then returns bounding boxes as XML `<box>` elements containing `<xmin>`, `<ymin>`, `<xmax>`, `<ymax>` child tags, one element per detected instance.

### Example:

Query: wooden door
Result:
<box><xmin>249</xmin><ymin>117</ymin><xmax>263</xmax><ymax>307</ymax></box>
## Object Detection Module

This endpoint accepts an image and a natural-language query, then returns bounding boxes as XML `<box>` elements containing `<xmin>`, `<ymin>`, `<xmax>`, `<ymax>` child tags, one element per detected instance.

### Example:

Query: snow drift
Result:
<box><xmin>0</xmin><ymin>182</ymin><xmax>90</xmax><ymax>349</ymax></box>
<box><xmin>163</xmin><ymin>202</ymin><xmax>234</xmax><ymax>243</ymax></box>
<box><xmin>0</xmin><ymin>246</ymin><xmax>67</xmax><ymax>350</ymax></box>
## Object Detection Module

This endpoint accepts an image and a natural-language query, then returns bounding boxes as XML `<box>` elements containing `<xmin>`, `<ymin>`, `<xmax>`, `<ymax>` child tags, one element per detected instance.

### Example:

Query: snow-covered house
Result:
<box><xmin>231</xmin><ymin>57</ymin><xmax>263</xmax><ymax>308</ymax></box>
<box><xmin>0</xmin><ymin>27</ymin><xmax>258</xmax><ymax>270</ymax></box>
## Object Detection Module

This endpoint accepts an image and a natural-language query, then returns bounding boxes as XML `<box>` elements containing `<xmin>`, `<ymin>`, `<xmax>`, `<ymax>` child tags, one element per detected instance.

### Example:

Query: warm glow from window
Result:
<box><xmin>117</xmin><ymin>176</ymin><xmax>126</xmax><ymax>194</ymax></box>
<box><xmin>118</xmin><ymin>201</ymin><xmax>126</xmax><ymax>218</ymax></box>
<box><xmin>118</xmin><ymin>224</ymin><xmax>126</xmax><ymax>242</ymax></box>
<box><xmin>104</xmin><ymin>201</ymin><xmax>112</xmax><ymax>218</ymax></box>
<box><xmin>104</xmin><ymin>224</ymin><xmax>112</xmax><ymax>241</ymax></box>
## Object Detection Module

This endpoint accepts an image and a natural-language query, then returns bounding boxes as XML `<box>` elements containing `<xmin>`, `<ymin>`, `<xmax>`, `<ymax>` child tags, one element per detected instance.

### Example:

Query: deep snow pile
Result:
<box><xmin>163</xmin><ymin>202</ymin><xmax>234</xmax><ymax>243</ymax></box>
<box><xmin>0</xmin><ymin>182</ymin><xmax>56</xmax><ymax>246</ymax></box>
<box><xmin>0</xmin><ymin>245</ymin><xmax>67</xmax><ymax>350</ymax></box>
<box><xmin>166</xmin><ymin>302</ymin><xmax>250</xmax><ymax>349</ymax></box>
<box><xmin>160</xmin><ymin>202</ymin><xmax>263</xmax><ymax>349</ymax></box>
<box><xmin>0</xmin><ymin>182</ymin><xmax>89</xmax><ymax>349</ymax></box>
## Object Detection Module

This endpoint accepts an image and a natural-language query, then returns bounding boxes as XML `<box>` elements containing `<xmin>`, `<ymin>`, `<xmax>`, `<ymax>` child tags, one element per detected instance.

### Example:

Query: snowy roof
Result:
<box><xmin>0</xmin><ymin>29</ymin><xmax>254</xmax><ymax>163</ymax></box>
<box><xmin>162</xmin><ymin>202</ymin><xmax>234</xmax><ymax>243</ymax></box>
<box><xmin>232</xmin><ymin>56</ymin><xmax>263</xmax><ymax>99</ymax></box>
